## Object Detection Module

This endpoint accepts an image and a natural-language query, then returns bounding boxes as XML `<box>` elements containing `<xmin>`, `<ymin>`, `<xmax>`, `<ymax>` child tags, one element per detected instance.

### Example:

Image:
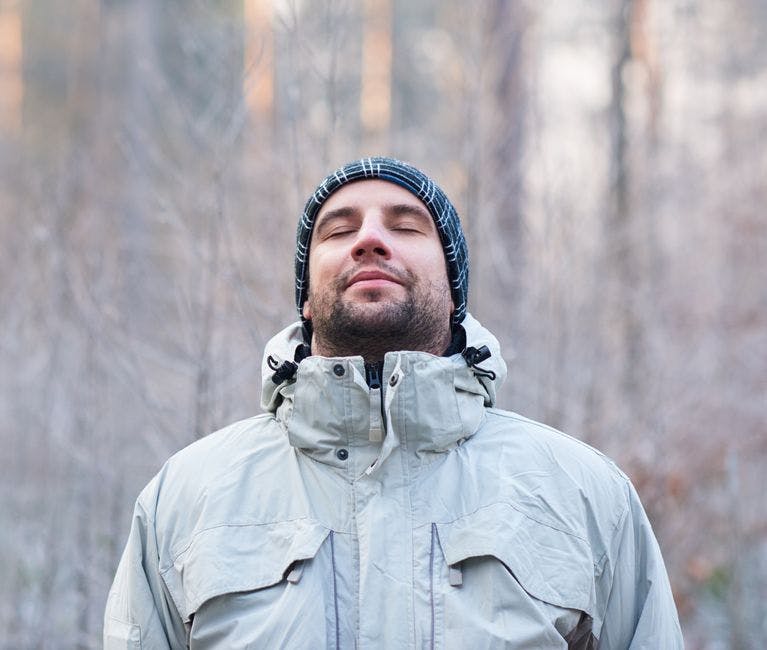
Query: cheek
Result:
<box><xmin>305</xmin><ymin>255</ymin><xmax>321</xmax><ymax>294</ymax></box>
<box><xmin>421</xmin><ymin>248</ymin><xmax>450</xmax><ymax>284</ymax></box>
<box><xmin>304</xmin><ymin>250</ymin><xmax>335</xmax><ymax>308</ymax></box>
<box><xmin>307</xmin><ymin>249</ymin><xmax>335</xmax><ymax>285</ymax></box>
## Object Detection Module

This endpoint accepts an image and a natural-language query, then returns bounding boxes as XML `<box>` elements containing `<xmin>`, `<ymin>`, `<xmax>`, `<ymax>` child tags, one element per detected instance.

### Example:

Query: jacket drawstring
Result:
<box><xmin>268</xmin><ymin>344</ymin><xmax>311</xmax><ymax>384</ymax></box>
<box><xmin>461</xmin><ymin>345</ymin><xmax>496</xmax><ymax>381</ymax></box>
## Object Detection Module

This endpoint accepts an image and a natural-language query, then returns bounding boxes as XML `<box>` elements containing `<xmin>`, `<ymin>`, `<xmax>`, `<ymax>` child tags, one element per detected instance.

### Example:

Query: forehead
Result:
<box><xmin>316</xmin><ymin>179</ymin><xmax>430</xmax><ymax>219</ymax></box>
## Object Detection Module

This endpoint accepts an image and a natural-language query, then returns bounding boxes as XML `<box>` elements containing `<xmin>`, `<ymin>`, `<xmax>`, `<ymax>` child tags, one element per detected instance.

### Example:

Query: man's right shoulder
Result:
<box><xmin>171</xmin><ymin>413</ymin><xmax>279</xmax><ymax>463</ymax></box>
<box><xmin>137</xmin><ymin>413</ymin><xmax>285</xmax><ymax>508</ymax></box>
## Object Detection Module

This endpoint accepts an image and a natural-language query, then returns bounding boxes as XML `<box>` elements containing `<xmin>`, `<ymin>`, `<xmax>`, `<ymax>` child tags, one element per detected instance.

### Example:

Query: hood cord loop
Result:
<box><xmin>269</xmin><ymin>344</ymin><xmax>311</xmax><ymax>385</ymax></box>
<box><xmin>462</xmin><ymin>345</ymin><xmax>497</xmax><ymax>381</ymax></box>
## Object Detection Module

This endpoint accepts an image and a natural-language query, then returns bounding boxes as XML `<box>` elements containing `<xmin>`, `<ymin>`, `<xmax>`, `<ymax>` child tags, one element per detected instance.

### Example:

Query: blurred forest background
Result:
<box><xmin>0</xmin><ymin>0</ymin><xmax>765</xmax><ymax>647</ymax></box>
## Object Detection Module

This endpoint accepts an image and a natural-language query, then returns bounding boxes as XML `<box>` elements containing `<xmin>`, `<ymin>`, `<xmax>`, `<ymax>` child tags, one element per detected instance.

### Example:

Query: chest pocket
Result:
<box><xmin>433</xmin><ymin>503</ymin><xmax>597</xmax><ymax>650</ymax></box>
<box><xmin>161</xmin><ymin>519</ymin><xmax>335</xmax><ymax>648</ymax></box>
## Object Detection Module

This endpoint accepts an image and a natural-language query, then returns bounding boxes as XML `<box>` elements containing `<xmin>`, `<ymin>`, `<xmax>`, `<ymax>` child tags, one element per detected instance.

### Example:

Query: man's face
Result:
<box><xmin>303</xmin><ymin>179</ymin><xmax>454</xmax><ymax>359</ymax></box>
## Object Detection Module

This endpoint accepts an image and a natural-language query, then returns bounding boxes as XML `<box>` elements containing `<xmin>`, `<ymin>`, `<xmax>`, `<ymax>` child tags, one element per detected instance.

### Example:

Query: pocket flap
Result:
<box><xmin>161</xmin><ymin>518</ymin><xmax>330</xmax><ymax>620</ymax></box>
<box><xmin>435</xmin><ymin>502</ymin><xmax>594</xmax><ymax>614</ymax></box>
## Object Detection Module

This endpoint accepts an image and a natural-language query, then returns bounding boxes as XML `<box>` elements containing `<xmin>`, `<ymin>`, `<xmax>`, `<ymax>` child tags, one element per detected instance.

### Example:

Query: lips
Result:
<box><xmin>347</xmin><ymin>269</ymin><xmax>402</xmax><ymax>288</ymax></box>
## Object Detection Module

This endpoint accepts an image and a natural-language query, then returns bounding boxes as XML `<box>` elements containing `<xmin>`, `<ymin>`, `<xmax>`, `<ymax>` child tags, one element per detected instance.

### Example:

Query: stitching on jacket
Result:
<box><xmin>431</xmin><ymin>501</ymin><xmax>592</xmax><ymax>545</ymax></box>
<box><xmin>330</xmin><ymin>531</ymin><xmax>340</xmax><ymax>649</ymax></box>
<box><xmin>397</xmin><ymin>376</ymin><xmax>418</xmax><ymax>649</ymax></box>
<box><xmin>163</xmin><ymin>517</ymin><xmax>327</xmax><ymax>569</ymax></box>
<box><xmin>593</xmin><ymin>482</ymin><xmax>632</xmax><ymax>580</ymax></box>
<box><xmin>430</xmin><ymin>523</ymin><xmax>437</xmax><ymax>650</ymax></box>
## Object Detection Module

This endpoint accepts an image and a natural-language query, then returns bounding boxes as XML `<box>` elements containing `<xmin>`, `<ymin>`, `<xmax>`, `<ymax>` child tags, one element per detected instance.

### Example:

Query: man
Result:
<box><xmin>105</xmin><ymin>157</ymin><xmax>683</xmax><ymax>648</ymax></box>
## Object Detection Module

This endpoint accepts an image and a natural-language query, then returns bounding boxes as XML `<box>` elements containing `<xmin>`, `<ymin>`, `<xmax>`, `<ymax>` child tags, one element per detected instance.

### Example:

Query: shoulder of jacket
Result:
<box><xmin>137</xmin><ymin>413</ymin><xmax>282</xmax><ymax>510</ymax></box>
<box><xmin>476</xmin><ymin>408</ymin><xmax>633</xmax><ymax>551</ymax></box>
<box><xmin>483</xmin><ymin>407</ymin><xmax>629</xmax><ymax>483</ymax></box>
<box><xmin>170</xmin><ymin>413</ymin><xmax>276</xmax><ymax>461</ymax></box>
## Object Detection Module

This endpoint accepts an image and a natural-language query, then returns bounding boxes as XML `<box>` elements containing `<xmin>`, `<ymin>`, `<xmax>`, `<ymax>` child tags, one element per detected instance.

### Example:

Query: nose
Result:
<box><xmin>351</xmin><ymin>215</ymin><xmax>391</xmax><ymax>261</ymax></box>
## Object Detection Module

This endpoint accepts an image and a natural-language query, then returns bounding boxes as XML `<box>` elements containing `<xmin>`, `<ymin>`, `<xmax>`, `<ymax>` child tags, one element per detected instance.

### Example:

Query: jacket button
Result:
<box><xmin>336</xmin><ymin>448</ymin><xmax>349</xmax><ymax>460</ymax></box>
<box><xmin>333</xmin><ymin>364</ymin><xmax>345</xmax><ymax>377</ymax></box>
<box><xmin>389</xmin><ymin>374</ymin><xmax>398</xmax><ymax>386</ymax></box>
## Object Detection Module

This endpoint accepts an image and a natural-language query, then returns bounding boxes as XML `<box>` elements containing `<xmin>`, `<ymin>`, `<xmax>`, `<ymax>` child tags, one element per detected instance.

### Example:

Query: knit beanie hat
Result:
<box><xmin>295</xmin><ymin>156</ymin><xmax>469</xmax><ymax>329</ymax></box>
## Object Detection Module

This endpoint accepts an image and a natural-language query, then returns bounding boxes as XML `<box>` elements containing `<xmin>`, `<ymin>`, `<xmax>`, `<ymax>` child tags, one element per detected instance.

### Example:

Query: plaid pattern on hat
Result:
<box><xmin>295</xmin><ymin>156</ymin><xmax>469</xmax><ymax>326</ymax></box>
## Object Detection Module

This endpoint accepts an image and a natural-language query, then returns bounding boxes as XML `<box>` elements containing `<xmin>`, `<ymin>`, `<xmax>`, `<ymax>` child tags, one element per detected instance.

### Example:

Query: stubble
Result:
<box><xmin>308</xmin><ymin>267</ymin><xmax>453</xmax><ymax>362</ymax></box>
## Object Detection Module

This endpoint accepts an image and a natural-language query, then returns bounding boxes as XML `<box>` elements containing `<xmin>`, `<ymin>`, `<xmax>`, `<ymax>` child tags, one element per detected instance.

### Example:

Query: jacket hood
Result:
<box><xmin>260</xmin><ymin>313</ymin><xmax>507</xmax><ymax>414</ymax></box>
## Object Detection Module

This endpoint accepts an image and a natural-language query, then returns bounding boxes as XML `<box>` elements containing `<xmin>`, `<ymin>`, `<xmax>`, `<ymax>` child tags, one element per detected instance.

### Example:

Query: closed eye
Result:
<box><xmin>322</xmin><ymin>230</ymin><xmax>356</xmax><ymax>241</ymax></box>
<box><xmin>314</xmin><ymin>208</ymin><xmax>360</xmax><ymax>240</ymax></box>
<box><xmin>385</xmin><ymin>204</ymin><xmax>434</xmax><ymax>235</ymax></box>
<box><xmin>391</xmin><ymin>223</ymin><xmax>426</xmax><ymax>234</ymax></box>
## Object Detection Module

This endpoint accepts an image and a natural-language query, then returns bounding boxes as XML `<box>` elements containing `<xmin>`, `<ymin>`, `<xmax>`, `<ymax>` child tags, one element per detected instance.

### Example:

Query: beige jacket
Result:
<box><xmin>104</xmin><ymin>314</ymin><xmax>683</xmax><ymax>648</ymax></box>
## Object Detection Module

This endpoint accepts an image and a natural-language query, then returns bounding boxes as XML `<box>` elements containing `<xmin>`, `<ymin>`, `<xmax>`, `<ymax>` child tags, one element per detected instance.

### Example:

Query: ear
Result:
<box><xmin>302</xmin><ymin>300</ymin><xmax>313</xmax><ymax>320</ymax></box>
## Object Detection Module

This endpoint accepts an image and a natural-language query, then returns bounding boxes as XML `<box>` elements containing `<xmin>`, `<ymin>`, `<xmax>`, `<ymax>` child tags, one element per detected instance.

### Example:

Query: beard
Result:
<box><xmin>307</xmin><ymin>265</ymin><xmax>453</xmax><ymax>361</ymax></box>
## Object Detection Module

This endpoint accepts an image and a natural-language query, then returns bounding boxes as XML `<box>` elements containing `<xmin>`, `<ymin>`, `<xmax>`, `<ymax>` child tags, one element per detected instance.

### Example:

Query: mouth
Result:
<box><xmin>346</xmin><ymin>270</ymin><xmax>403</xmax><ymax>289</ymax></box>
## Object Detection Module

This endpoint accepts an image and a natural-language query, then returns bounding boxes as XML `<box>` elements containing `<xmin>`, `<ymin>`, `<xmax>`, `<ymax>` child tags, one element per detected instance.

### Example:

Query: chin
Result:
<box><xmin>345</xmin><ymin>292</ymin><xmax>400</xmax><ymax>308</ymax></box>
<box><xmin>348</xmin><ymin>299</ymin><xmax>413</xmax><ymax>326</ymax></box>
<box><xmin>345</xmin><ymin>298</ymin><xmax>394</xmax><ymax>315</ymax></box>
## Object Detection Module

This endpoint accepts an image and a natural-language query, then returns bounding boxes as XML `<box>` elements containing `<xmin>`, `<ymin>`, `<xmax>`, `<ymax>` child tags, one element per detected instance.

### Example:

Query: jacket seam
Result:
<box><xmin>593</xmin><ymin>483</ymin><xmax>632</xmax><ymax>579</ymax></box>
<box><xmin>351</xmin><ymin>469</ymin><xmax>361</xmax><ymax>643</ymax></box>
<box><xmin>329</xmin><ymin>530</ymin><xmax>340</xmax><ymax>649</ymax></box>
<box><xmin>428</xmin><ymin>500</ymin><xmax>592</xmax><ymax>545</ymax></box>
<box><xmin>105</xmin><ymin>617</ymin><xmax>142</xmax><ymax>649</ymax></box>
<box><xmin>592</xmin><ymin>490</ymin><xmax>632</xmax><ymax>637</ymax></box>
<box><xmin>399</xmin><ymin>382</ymin><xmax>417</xmax><ymax>649</ymax></box>
<box><xmin>162</xmin><ymin>516</ymin><xmax>329</xmax><ymax>569</ymax></box>
<box><xmin>429</xmin><ymin>523</ymin><xmax>437</xmax><ymax>650</ymax></box>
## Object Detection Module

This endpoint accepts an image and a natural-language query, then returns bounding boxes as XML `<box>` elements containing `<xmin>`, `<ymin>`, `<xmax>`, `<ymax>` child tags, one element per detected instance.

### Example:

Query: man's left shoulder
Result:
<box><xmin>481</xmin><ymin>407</ymin><xmax>628</xmax><ymax>483</ymax></box>
<box><xmin>470</xmin><ymin>407</ymin><xmax>634</xmax><ymax>539</ymax></box>
<box><xmin>450</xmin><ymin>407</ymin><xmax>642</xmax><ymax>572</ymax></box>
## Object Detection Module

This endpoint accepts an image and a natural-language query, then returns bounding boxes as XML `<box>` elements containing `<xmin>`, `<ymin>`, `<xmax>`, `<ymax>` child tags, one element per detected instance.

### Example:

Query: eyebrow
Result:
<box><xmin>387</xmin><ymin>203</ymin><xmax>432</xmax><ymax>222</ymax></box>
<box><xmin>315</xmin><ymin>206</ymin><xmax>356</xmax><ymax>227</ymax></box>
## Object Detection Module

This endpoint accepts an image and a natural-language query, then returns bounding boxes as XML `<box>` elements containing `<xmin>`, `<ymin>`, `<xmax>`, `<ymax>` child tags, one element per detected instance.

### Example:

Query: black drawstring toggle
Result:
<box><xmin>462</xmin><ymin>346</ymin><xmax>491</xmax><ymax>366</ymax></box>
<box><xmin>462</xmin><ymin>345</ymin><xmax>496</xmax><ymax>381</ymax></box>
<box><xmin>268</xmin><ymin>344</ymin><xmax>312</xmax><ymax>385</ymax></box>
<box><xmin>268</xmin><ymin>356</ymin><xmax>298</xmax><ymax>384</ymax></box>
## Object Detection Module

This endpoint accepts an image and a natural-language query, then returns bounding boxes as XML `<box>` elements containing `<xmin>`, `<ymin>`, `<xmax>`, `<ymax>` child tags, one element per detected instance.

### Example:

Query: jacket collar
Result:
<box><xmin>260</xmin><ymin>314</ymin><xmax>507</xmax><ymax>476</ymax></box>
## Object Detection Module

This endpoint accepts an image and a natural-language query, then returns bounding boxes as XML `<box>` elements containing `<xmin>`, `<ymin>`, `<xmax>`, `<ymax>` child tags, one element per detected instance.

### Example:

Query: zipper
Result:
<box><xmin>364</xmin><ymin>361</ymin><xmax>383</xmax><ymax>389</ymax></box>
<box><xmin>365</xmin><ymin>361</ymin><xmax>385</xmax><ymax>443</ymax></box>
<box><xmin>364</xmin><ymin>356</ymin><xmax>403</xmax><ymax>475</ymax></box>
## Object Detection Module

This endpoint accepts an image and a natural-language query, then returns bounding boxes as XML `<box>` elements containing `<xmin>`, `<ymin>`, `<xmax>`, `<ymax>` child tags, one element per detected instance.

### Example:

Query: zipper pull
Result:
<box><xmin>365</xmin><ymin>361</ymin><xmax>383</xmax><ymax>389</ymax></box>
<box><xmin>366</xmin><ymin>361</ymin><xmax>384</xmax><ymax>442</ymax></box>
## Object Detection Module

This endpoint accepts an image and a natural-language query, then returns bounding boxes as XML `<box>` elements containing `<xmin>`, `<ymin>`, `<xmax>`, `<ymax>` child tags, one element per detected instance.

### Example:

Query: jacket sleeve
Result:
<box><xmin>597</xmin><ymin>481</ymin><xmax>683</xmax><ymax>649</ymax></box>
<box><xmin>103</xmin><ymin>491</ymin><xmax>187</xmax><ymax>649</ymax></box>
